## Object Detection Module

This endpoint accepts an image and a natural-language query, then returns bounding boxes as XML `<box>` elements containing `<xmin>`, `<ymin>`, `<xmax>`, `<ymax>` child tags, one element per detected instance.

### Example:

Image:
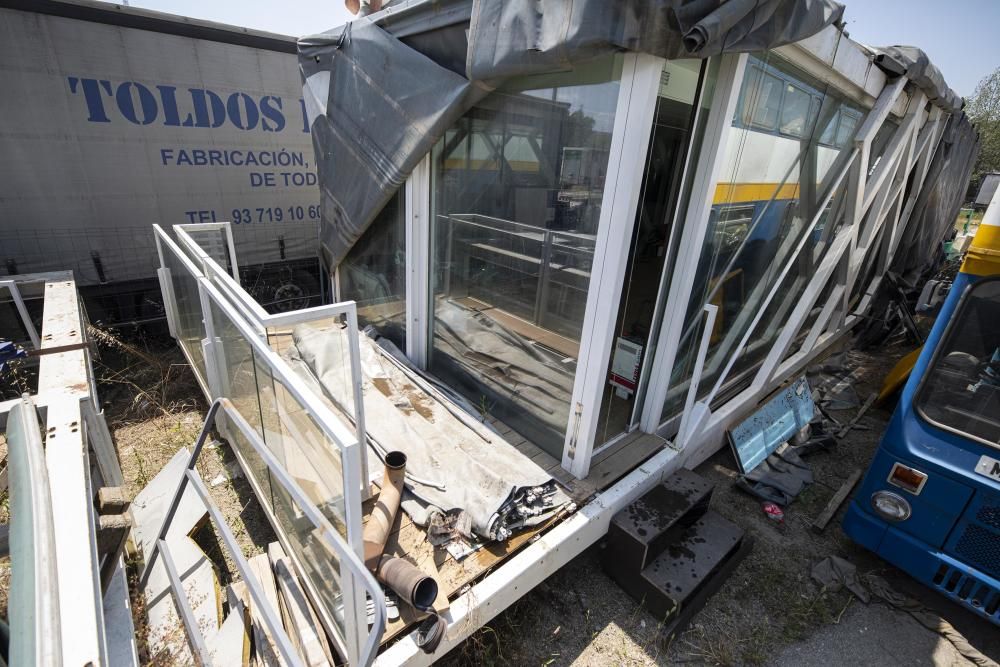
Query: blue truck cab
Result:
<box><xmin>842</xmin><ymin>206</ymin><xmax>1000</xmax><ymax>625</ymax></box>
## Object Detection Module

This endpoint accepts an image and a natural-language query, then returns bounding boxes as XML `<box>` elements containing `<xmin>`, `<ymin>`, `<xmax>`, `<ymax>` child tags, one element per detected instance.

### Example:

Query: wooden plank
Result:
<box><xmin>836</xmin><ymin>393</ymin><xmax>878</xmax><ymax>438</ymax></box>
<box><xmin>268</xmin><ymin>543</ymin><xmax>333</xmax><ymax>667</ymax></box>
<box><xmin>210</xmin><ymin>583</ymin><xmax>251</xmax><ymax>667</ymax></box>
<box><xmin>811</xmin><ymin>469</ymin><xmax>863</xmax><ymax>533</ymax></box>
<box><xmin>247</xmin><ymin>552</ymin><xmax>285</xmax><ymax>667</ymax></box>
<box><xmin>587</xmin><ymin>433</ymin><xmax>665</xmax><ymax>490</ymax></box>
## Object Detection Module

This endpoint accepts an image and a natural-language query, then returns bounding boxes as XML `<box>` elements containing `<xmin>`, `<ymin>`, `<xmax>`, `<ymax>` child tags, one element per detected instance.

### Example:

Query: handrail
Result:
<box><xmin>153</xmin><ymin>224</ymin><xmax>373</xmax><ymax>663</ymax></box>
<box><xmin>171</xmin><ymin>223</ymin><xmax>369</xmax><ymax>488</ymax></box>
<box><xmin>5</xmin><ymin>395</ymin><xmax>62</xmax><ymax>666</ymax></box>
<box><xmin>140</xmin><ymin>398</ymin><xmax>386</xmax><ymax>667</ymax></box>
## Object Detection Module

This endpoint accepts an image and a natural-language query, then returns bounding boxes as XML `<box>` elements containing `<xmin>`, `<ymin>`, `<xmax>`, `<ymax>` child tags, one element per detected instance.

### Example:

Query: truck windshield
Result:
<box><xmin>916</xmin><ymin>278</ymin><xmax>1000</xmax><ymax>448</ymax></box>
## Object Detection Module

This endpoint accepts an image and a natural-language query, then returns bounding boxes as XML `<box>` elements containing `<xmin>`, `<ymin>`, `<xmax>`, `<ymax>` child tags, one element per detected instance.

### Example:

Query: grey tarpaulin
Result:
<box><xmin>297</xmin><ymin>0</ymin><xmax>844</xmax><ymax>269</ymax></box>
<box><xmin>281</xmin><ymin>322</ymin><xmax>570</xmax><ymax>541</ymax></box>
<box><xmin>890</xmin><ymin>112</ymin><xmax>980</xmax><ymax>283</ymax></box>
<box><xmin>872</xmin><ymin>46</ymin><xmax>963</xmax><ymax>114</ymax></box>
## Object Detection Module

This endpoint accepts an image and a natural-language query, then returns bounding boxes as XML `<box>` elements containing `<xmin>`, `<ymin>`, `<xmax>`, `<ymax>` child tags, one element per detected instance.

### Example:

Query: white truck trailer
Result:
<box><xmin>0</xmin><ymin>0</ymin><xmax>324</xmax><ymax>325</ymax></box>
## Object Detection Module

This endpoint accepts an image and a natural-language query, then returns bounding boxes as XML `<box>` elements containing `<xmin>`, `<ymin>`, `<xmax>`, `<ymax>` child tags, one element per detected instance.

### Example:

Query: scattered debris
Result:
<box><xmin>762</xmin><ymin>502</ymin><xmax>784</xmax><ymax>524</ymax></box>
<box><xmin>811</xmin><ymin>557</ymin><xmax>998</xmax><ymax>667</ymax></box>
<box><xmin>836</xmin><ymin>393</ymin><xmax>878</xmax><ymax>439</ymax></box>
<box><xmin>810</xmin><ymin>470</ymin><xmax>862</xmax><ymax>534</ymax></box>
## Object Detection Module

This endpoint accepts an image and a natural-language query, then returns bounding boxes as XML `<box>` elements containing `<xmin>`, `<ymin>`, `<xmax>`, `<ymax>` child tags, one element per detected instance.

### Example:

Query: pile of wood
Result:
<box><xmin>132</xmin><ymin>449</ymin><xmax>341</xmax><ymax>666</ymax></box>
<box><xmin>219</xmin><ymin>541</ymin><xmax>339</xmax><ymax>667</ymax></box>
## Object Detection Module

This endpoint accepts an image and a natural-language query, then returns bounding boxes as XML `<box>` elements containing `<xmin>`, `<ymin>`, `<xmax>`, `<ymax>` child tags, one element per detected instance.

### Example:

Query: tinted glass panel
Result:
<box><xmin>339</xmin><ymin>190</ymin><xmax>406</xmax><ymax>349</ymax></box>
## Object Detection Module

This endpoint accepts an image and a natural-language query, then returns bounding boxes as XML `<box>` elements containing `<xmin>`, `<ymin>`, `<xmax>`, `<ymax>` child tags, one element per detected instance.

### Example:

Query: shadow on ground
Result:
<box><xmin>442</xmin><ymin>339</ymin><xmax>1000</xmax><ymax>667</ymax></box>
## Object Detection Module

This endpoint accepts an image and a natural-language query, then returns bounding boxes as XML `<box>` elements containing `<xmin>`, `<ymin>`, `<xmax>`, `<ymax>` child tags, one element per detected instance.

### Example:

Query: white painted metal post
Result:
<box><xmin>561</xmin><ymin>53</ymin><xmax>664</xmax><ymax>479</ymax></box>
<box><xmin>675</xmin><ymin>304</ymin><xmax>717</xmax><ymax>448</ymax></box>
<box><xmin>405</xmin><ymin>155</ymin><xmax>431</xmax><ymax>369</ymax></box>
<box><xmin>222</xmin><ymin>221</ymin><xmax>240</xmax><ymax>280</ymax></box>
<box><xmin>640</xmin><ymin>52</ymin><xmax>748</xmax><ymax>435</ymax></box>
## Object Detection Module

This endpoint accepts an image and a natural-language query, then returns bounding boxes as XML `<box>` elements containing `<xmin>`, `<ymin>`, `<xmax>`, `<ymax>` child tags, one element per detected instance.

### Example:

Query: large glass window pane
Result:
<box><xmin>338</xmin><ymin>190</ymin><xmax>406</xmax><ymax>349</ymax></box>
<box><xmin>429</xmin><ymin>55</ymin><xmax>623</xmax><ymax>456</ymax></box>
<box><xmin>661</xmin><ymin>52</ymin><xmax>865</xmax><ymax>423</ymax></box>
<box><xmin>916</xmin><ymin>279</ymin><xmax>1000</xmax><ymax>447</ymax></box>
<box><xmin>163</xmin><ymin>244</ymin><xmax>207</xmax><ymax>381</ymax></box>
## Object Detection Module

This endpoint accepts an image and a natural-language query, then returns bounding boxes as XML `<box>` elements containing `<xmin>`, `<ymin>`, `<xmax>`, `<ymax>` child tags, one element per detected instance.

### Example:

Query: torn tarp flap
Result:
<box><xmin>872</xmin><ymin>46</ymin><xmax>963</xmax><ymax>113</ymax></box>
<box><xmin>298</xmin><ymin>19</ymin><xmax>484</xmax><ymax>267</ymax></box>
<box><xmin>890</xmin><ymin>112</ymin><xmax>980</xmax><ymax>283</ymax></box>
<box><xmin>299</xmin><ymin>0</ymin><xmax>844</xmax><ymax>268</ymax></box>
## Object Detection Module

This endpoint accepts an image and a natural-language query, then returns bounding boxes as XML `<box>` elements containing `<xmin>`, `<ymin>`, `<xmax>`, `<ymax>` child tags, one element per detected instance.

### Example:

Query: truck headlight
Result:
<box><xmin>871</xmin><ymin>490</ymin><xmax>911</xmax><ymax>522</ymax></box>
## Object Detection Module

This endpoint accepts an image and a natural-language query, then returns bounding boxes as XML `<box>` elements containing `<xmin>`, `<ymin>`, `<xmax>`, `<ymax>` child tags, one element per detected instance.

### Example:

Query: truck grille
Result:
<box><xmin>955</xmin><ymin>524</ymin><xmax>1000</xmax><ymax>579</ymax></box>
<box><xmin>977</xmin><ymin>502</ymin><xmax>1000</xmax><ymax>531</ymax></box>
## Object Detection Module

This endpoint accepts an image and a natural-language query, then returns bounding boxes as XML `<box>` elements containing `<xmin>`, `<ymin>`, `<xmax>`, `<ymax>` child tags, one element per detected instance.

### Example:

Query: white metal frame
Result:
<box><xmin>639</xmin><ymin>53</ymin><xmax>749</xmax><ymax>433</ymax></box>
<box><xmin>171</xmin><ymin>223</ymin><xmax>371</xmax><ymax>491</ymax></box>
<box><xmin>175</xmin><ymin>221</ymin><xmax>240</xmax><ymax>280</ymax></box>
<box><xmin>560</xmin><ymin>52</ymin><xmax>666</xmax><ymax>478</ymax></box>
<box><xmin>0</xmin><ymin>279</ymin><xmax>41</xmax><ymax>349</ymax></box>
<box><xmin>405</xmin><ymin>155</ymin><xmax>432</xmax><ymax>368</ymax></box>
<box><xmin>649</xmin><ymin>65</ymin><xmax>953</xmax><ymax>455</ymax></box>
<box><xmin>154</xmin><ymin>225</ymin><xmax>371</xmax><ymax>664</ymax></box>
<box><xmin>142</xmin><ymin>398</ymin><xmax>386</xmax><ymax>667</ymax></box>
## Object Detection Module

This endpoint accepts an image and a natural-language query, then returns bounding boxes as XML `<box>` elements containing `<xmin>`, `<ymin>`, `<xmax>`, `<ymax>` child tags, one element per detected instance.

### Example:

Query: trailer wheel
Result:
<box><xmin>272</xmin><ymin>270</ymin><xmax>318</xmax><ymax>312</ymax></box>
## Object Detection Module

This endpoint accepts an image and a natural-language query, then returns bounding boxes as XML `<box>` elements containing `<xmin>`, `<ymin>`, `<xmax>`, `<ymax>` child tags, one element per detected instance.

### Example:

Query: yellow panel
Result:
<box><xmin>878</xmin><ymin>346</ymin><xmax>922</xmax><ymax>404</ymax></box>
<box><xmin>713</xmin><ymin>182</ymin><xmax>800</xmax><ymax>204</ymax></box>
<box><xmin>960</xmin><ymin>224</ymin><xmax>1000</xmax><ymax>277</ymax></box>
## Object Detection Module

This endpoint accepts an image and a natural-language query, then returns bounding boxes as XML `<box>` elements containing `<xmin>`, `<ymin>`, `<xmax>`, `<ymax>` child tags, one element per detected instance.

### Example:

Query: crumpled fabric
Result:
<box><xmin>811</xmin><ymin>556</ymin><xmax>999</xmax><ymax>667</ymax></box>
<box><xmin>811</xmin><ymin>555</ymin><xmax>870</xmax><ymax>602</ymax></box>
<box><xmin>736</xmin><ymin>443</ymin><xmax>816</xmax><ymax>505</ymax></box>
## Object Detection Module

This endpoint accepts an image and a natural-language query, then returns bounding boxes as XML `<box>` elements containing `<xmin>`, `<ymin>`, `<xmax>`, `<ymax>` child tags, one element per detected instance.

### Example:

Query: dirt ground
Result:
<box><xmin>89</xmin><ymin>326</ymin><xmax>276</xmax><ymax>663</ymax></box>
<box><xmin>440</xmin><ymin>337</ymin><xmax>1000</xmax><ymax>667</ymax></box>
<box><xmin>92</xmin><ymin>321</ymin><xmax>1000</xmax><ymax>666</ymax></box>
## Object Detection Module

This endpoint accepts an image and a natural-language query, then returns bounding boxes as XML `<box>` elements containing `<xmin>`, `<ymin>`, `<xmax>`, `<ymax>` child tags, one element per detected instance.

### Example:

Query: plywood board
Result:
<box><xmin>209</xmin><ymin>585</ymin><xmax>251</xmax><ymax>667</ymax></box>
<box><xmin>247</xmin><ymin>552</ymin><xmax>285</xmax><ymax>666</ymax></box>
<box><xmin>268</xmin><ymin>543</ymin><xmax>332</xmax><ymax>667</ymax></box>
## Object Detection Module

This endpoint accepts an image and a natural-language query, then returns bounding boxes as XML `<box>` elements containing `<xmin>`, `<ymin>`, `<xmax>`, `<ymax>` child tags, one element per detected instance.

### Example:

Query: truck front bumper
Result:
<box><xmin>843</xmin><ymin>501</ymin><xmax>1000</xmax><ymax>626</ymax></box>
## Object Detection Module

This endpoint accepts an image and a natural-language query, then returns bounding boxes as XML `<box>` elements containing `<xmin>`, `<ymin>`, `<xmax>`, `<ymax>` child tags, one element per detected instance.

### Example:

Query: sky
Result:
<box><xmin>104</xmin><ymin>0</ymin><xmax>1000</xmax><ymax>98</ymax></box>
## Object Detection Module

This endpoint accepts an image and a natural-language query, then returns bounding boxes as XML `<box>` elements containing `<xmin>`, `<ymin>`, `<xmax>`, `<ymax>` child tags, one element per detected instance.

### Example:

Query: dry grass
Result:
<box><xmin>443</xmin><ymin>340</ymin><xmax>906</xmax><ymax>667</ymax></box>
<box><xmin>88</xmin><ymin>325</ymin><xmax>275</xmax><ymax>659</ymax></box>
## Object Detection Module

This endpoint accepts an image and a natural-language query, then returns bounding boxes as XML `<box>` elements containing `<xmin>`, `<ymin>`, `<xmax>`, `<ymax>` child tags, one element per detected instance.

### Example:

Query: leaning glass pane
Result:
<box><xmin>162</xmin><ymin>243</ymin><xmax>207</xmax><ymax>381</ymax></box>
<box><xmin>661</xmin><ymin>51</ymin><xmax>864</xmax><ymax>423</ymax></box>
<box><xmin>429</xmin><ymin>55</ymin><xmax>623</xmax><ymax>457</ymax></box>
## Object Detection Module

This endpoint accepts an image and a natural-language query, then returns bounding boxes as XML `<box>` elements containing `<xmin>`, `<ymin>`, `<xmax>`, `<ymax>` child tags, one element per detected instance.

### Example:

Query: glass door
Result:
<box><xmin>594</xmin><ymin>59</ymin><xmax>718</xmax><ymax>447</ymax></box>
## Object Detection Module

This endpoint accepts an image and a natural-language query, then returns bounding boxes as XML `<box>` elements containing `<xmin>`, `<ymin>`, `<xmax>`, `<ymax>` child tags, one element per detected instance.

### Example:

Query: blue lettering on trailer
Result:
<box><xmin>66</xmin><ymin>77</ymin><xmax>310</xmax><ymax>133</ymax></box>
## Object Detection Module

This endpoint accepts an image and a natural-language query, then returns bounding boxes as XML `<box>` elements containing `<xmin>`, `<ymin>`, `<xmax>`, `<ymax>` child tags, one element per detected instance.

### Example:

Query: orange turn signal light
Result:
<box><xmin>887</xmin><ymin>463</ymin><xmax>927</xmax><ymax>494</ymax></box>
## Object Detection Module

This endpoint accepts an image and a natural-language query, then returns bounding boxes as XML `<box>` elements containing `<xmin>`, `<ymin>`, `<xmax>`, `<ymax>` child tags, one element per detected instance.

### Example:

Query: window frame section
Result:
<box><xmin>915</xmin><ymin>277</ymin><xmax>1000</xmax><ymax>450</ymax></box>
